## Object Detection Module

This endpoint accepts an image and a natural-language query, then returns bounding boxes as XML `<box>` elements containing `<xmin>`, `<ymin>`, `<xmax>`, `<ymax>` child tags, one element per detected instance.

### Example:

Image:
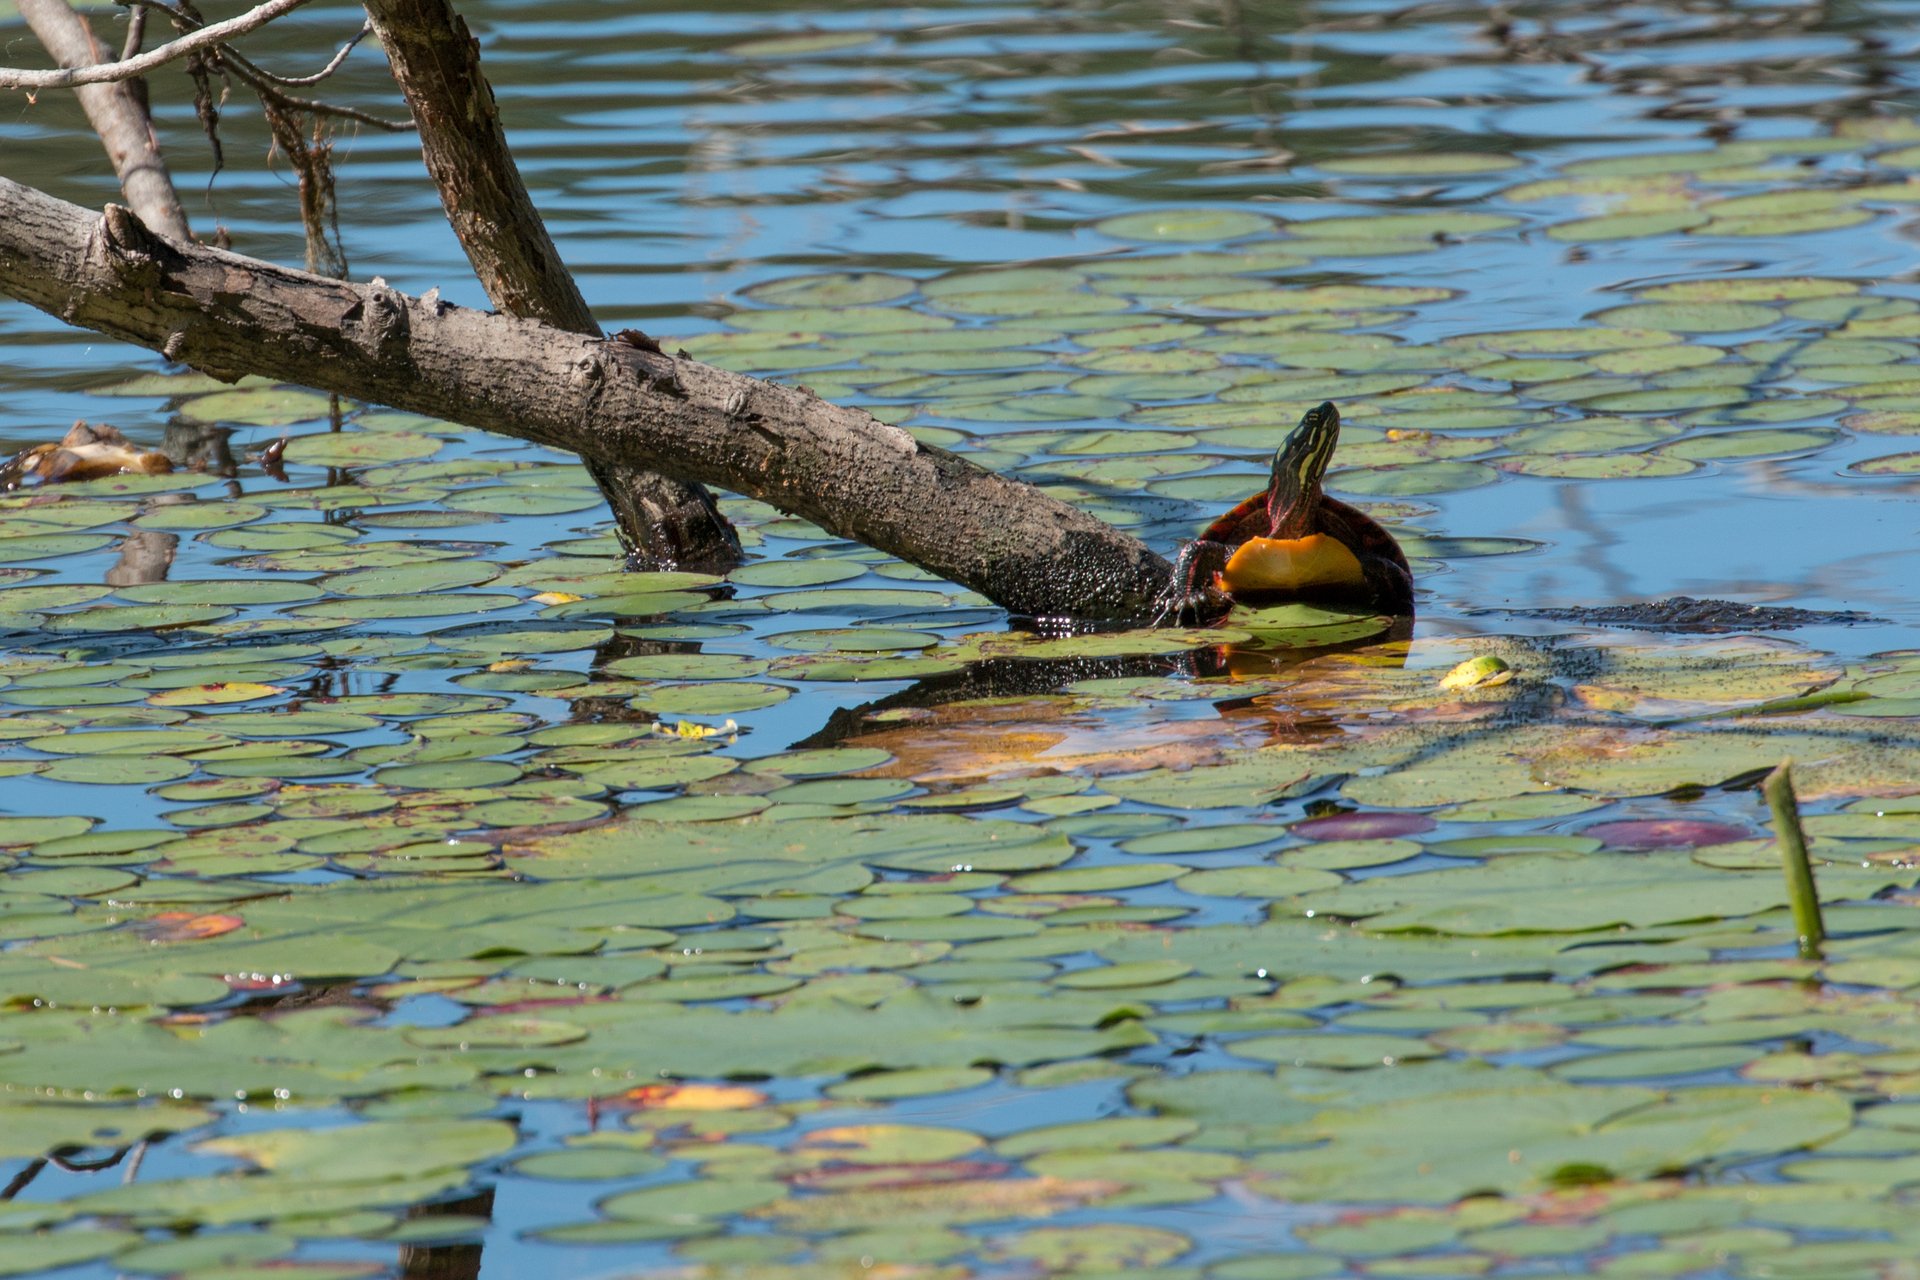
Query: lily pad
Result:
<box><xmin>1094</xmin><ymin>210</ymin><xmax>1276</xmax><ymax>242</ymax></box>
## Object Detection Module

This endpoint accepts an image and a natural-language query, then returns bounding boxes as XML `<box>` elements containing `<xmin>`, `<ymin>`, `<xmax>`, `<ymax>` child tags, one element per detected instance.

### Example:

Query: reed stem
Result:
<box><xmin>1765</xmin><ymin>759</ymin><xmax>1823</xmax><ymax>961</ymax></box>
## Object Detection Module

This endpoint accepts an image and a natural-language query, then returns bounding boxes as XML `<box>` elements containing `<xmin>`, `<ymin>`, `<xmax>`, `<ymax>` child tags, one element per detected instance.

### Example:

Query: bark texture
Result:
<box><xmin>0</xmin><ymin>180</ymin><xmax>1173</xmax><ymax>621</ymax></box>
<box><xmin>361</xmin><ymin>0</ymin><xmax>737</xmax><ymax>571</ymax></box>
<box><xmin>18</xmin><ymin>0</ymin><xmax>191</xmax><ymax>242</ymax></box>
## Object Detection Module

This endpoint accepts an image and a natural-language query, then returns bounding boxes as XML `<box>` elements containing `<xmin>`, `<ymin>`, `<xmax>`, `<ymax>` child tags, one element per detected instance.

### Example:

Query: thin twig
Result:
<box><xmin>238</xmin><ymin>19</ymin><xmax>371</xmax><ymax>86</ymax></box>
<box><xmin>122</xmin><ymin>1137</ymin><xmax>149</xmax><ymax>1184</ymax></box>
<box><xmin>222</xmin><ymin>52</ymin><xmax>413</xmax><ymax>130</ymax></box>
<box><xmin>0</xmin><ymin>1159</ymin><xmax>46</xmax><ymax>1201</ymax></box>
<box><xmin>118</xmin><ymin>5</ymin><xmax>146</xmax><ymax>61</ymax></box>
<box><xmin>1765</xmin><ymin>758</ymin><xmax>1825</xmax><ymax>961</ymax></box>
<box><xmin>48</xmin><ymin>1146</ymin><xmax>130</xmax><ymax>1173</ymax></box>
<box><xmin>0</xmin><ymin>0</ymin><xmax>311</xmax><ymax>90</ymax></box>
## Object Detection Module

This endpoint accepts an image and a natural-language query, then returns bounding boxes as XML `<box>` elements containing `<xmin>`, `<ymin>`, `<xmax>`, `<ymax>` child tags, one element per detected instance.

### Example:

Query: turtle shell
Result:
<box><xmin>1199</xmin><ymin>489</ymin><xmax>1280</xmax><ymax>547</ymax></box>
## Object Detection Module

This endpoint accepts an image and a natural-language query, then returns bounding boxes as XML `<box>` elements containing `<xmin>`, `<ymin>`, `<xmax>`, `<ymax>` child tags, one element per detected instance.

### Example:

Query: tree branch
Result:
<box><xmin>217</xmin><ymin>48</ymin><xmax>412</xmax><ymax>131</ymax></box>
<box><xmin>362</xmin><ymin>0</ymin><xmax>738</xmax><ymax>570</ymax></box>
<box><xmin>118</xmin><ymin>6</ymin><xmax>145</xmax><ymax>61</ymax></box>
<box><xmin>0</xmin><ymin>182</ymin><xmax>1173</xmax><ymax>621</ymax></box>
<box><xmin>0</xmin><ymin>0</ymin><xmax>311</xmax><ymax>91</ymax></box>
<box><xmin>117</xmin><ymin>0</ymin><xmax>400</xmax><ymax>122</ymax></box>
<box><xmin>17</xmin><ymin>0</ymin><xmax>191</xmax><ymax>241</ymax></box>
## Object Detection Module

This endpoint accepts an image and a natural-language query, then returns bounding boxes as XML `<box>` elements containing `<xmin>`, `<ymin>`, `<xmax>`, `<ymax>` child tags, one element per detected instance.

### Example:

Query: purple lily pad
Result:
<box><xmin>1582</xmin><ymin>819</ymin><xmax>1752</xmax><ymax>850</ymax></box>
<box><xmin>1291</xmin><ymin>811</ymin><xmax>1437</xmax><ymax>841</ymax></box>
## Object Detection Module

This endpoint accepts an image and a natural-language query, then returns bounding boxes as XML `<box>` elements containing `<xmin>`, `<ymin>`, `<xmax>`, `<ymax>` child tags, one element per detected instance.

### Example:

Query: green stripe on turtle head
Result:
<box><xmin>1263</xmin><ymin>401</ymin><xmax>1340</xmax><ymax>537</ymax></box>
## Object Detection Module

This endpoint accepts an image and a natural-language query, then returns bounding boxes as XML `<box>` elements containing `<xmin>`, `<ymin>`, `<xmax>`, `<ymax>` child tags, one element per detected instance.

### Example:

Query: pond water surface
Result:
<box><xmin>3</xmin><ymin>0</ymin><xmax>1920</xmax><ymax>1277</ymax></box>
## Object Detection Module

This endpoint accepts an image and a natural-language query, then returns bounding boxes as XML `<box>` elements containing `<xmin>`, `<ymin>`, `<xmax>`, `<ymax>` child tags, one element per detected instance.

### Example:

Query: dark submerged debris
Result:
<box><xmin>1487</xmin><ymin>596</ymin><xmax>1879</xmax><ymax>633</ymax></box>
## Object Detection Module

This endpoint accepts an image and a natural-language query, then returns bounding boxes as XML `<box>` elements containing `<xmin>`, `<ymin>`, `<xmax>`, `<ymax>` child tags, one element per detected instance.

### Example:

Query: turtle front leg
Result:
<box><xmin>1152</xmin><ymin>539</ymin><xmax>1233</xmax><ymax>626</ymax></box>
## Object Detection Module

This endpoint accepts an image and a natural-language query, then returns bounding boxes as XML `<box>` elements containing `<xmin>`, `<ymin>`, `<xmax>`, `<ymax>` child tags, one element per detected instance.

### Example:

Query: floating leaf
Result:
<box><xmin>281</xmin><ymin>432</ymin><xmax>443</xmax><ymax>466</ymax></box>
<box><xmin>1328</xmin><ymin>461</ymin><xmax>1499</xmax><ymax>495</ymax></box>
<box><xmin>727</xmin><ymin>30</ymin><xmax>876</xmax><ymax>57</ymax></box>
<box><xmin>1546</xmin><ymin>211</ymin><xmax>1709</xmax><ymax>242</ymax></box>
<box><xmin>181</xmin><ymin>387</ymin><xmax>334</xmax><ymax>425</ymax></box>
<box><xmin>1291</xmin><ymin>850</ymin><xmax>1911</xmax><ymax>935</ymax></box>
<box><xmin>319</xmin><ymin>562</ymin><xmax>499</xmax><ymax>597</ymax></box>
<box><xmin>1459</xmin><ymin>327</ymin><xmax>1678</xmax><ymax>355</ymax></box>
<box><xmin>1440</xmin><ymin>656</ymin><xmax>1513</xmax><ymax>691</ymax></box>
<box><xmin>1499</xmin><ymin>453</ymin><xmax>1698</xmax><ymax>479</ymax></box>
<box><xmin>744</xmin><ymin>273</ymin><xmax>915</xmax><ymax>307</ymax></box>
<box><xmin>1592</xmin><ymin>302</ymin><xmax>1780</xmax><ymax>333</ymax></box>
<box><xmin>0</xmin><ymin>533</ymin><xmax>115</xmax><ymax>563</ymax></box>
<box><xmin>730</xmin><ymin>559</ymin><xmax>865</xmax><ymax>588</ymax></box>
<box><xmin>1294</xmin><ymin>812</ymin><xmax>1436</xmax><ymax>841</ymax></box>
<box><xmin>1850</xmin><ymin>452</ymin><xmax>1920</xmax><ymax>476</ymax></box>
<box><xmin>1290</xmin><ymin>213</ymin><xmax>1520</xmax><ymax>239</ymax></box>
<box><xmin>1581</xmin><ymin>820</ymin><xmax>1752</xmax><ymax>850</ymax></box>
<box><xmin>1320</xmin><ymin>152</ymin><xmax>1521</xmax><ymax>177</ymax></box>
<box><xmin>1094</xmin><ymin>210</ymin><xmax>1276</xmax><ymax>242</ymax></box>
<box><xmin>1662</xmin><ymin>428</ymin><xmax>1839</xmax><ymax>461</ymax></box>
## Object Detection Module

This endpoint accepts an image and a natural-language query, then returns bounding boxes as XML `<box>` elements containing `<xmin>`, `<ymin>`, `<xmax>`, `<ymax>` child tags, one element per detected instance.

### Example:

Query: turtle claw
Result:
<box><xmin>1151</xmin><ymin>539</ymin><xmax>1233</xmax><ymax>627</ymax></box>
<box><xmin>1149</xmin><ymin>583</ymin><xmax>1188</xmax><ymax>627</ymax></box>
<box><xmin>1152</xmin><ymin>587</ymin><xmax>1227</xmax><ymax>628</ymax></box>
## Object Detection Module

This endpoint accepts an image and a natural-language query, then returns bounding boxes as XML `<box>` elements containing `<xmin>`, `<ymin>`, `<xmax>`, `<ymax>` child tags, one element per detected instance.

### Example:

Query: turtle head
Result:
<box><xmin>1263</xmin><ymin>401</ymin><xmax>1340</xmax><ymax>538</ymax></box>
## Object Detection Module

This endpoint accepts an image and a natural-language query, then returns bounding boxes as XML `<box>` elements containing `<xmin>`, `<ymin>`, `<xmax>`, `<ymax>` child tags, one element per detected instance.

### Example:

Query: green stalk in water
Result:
<box><xmin>1765</xmin><ymin>759</ymin><xmax>1823</xmax><ymax>961</ymax></box>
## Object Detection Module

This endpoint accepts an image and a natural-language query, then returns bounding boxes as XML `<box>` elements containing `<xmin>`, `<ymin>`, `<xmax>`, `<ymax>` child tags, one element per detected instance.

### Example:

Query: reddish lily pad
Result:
<box><xmin>1291</xmin><ymin>811</ymin><xmax>1438</xmax><ymax>841</ymax></box>
<box><xmin>1582</xmin><ymin>820</ymin><xmax>1754</xmax><ymax>850</ymax></box>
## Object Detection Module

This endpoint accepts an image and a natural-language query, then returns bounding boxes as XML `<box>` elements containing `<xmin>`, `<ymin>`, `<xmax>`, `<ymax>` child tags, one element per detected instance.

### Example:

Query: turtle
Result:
<box><xmin>1154</xmin><ymin>401</ymin><xmax>1413</xmax><ymax>623</ymax></box>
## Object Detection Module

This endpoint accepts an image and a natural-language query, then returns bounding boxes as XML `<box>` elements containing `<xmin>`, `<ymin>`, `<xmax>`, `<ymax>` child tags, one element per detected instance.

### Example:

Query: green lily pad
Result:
<box><xmin>730</xmin><ymin>559</ymin><xmax>865</xmax><ymax>588</ymax></box>
<box><xmin>1850</xmin><ymin>452</ymin><xmax>1920</xmax><ymax>476</ymax></box>
<box><xmin>1328</xmin><ymin>461</ymin><xmax>1499</xmax><ymax>495</ymax></box>
<box><xmin>1459</xmin><ymin>328</ymin><xmax>1678</xmax><ymax>355</ymax></box>
<box><xmin>1234</xmin><ymin>1032</ymin><xmax>1440</xmax><ymax>1068</ymax></box>
<box><xmin>1289</xmin><ymin>213</ymin><xmax>1521</xmax><ymax>239</ymax></box>
<box><xmin>1661</xmin><ymin>428</ymin><xmax>1840</xmax><ymax>461</ymax></box>
<box><xmin>0</xmin><ymin>534</ymin><xmax>116</xmax><ymax>563</ymax></box>
<box><xmin>1320</xmin><ymin>152</ymin><xmax>1522</xmax><ymax>177</ymax></box>
<box><xmin>744</xmin><ymin>273</ymin><xmax>916</xmax><ymax>307</ymax></box>
<box><xmin>599</xmin><ymin>1179</ymin><xmax>787</xmax><ymax>1220</ymax></box>
<box><xmin>1592</xmin><ymin>302</ymin><xmax>1780</xmax><ymax>333</ymax></box>
<box><xmin>1499</xmin><ymin>453</ymin><xmax>1699</xmax><ymax>479</ymax></box>
<box><xmin>1290</xmin><ymin>850</ymin><xmax>1914</xmax><ymax>935</ymax></box>
<box><xmin>1094</xmin><ymin>210</ymin><xmax>1276</xmax><ymax>242</ymax></box>
<box><xmin>1546</xmin><ymin>211</ymin><xmax>1710</xmax><ymax>242</ymax></box>
<box><xmin>319</xmin><ymin>561</ymin><xmax>500</xmax><ymax>596</ymax></box>
<box><xmin>282</xmin><ymin>432</ymin><xmax>443</xmax><ymax>466</ymax></box>
<box><xmin>0</xmin><ymin>1231</ymin><xmax>141</xmax><ymax>1276</ymax></box>
<box><xmin>1175</xmin><ymin>866</ymin><xmax>1343</xmax><ymax>897</ymax></box>
<box><xmin>182</xmin><ymin>387</ymin><xmax>335</xmax><ymax>426</ymax></box>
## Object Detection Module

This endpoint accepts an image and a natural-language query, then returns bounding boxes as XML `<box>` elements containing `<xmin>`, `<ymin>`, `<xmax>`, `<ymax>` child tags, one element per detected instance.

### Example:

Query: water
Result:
<box><xmin>2</xmin><ymin>0</ymin><xmax>1920</xmax><ymax>1276</ymax></box>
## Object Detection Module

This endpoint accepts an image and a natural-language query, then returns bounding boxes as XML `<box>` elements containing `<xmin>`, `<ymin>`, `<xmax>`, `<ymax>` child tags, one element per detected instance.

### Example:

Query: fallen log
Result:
<box><xmin>0</xmin><ymin>176</ymin><xmax>1178</xmax><ymax>621</ymax></box>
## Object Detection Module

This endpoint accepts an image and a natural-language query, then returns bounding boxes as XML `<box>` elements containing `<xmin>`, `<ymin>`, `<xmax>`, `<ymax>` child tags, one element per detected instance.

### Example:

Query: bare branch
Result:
<box><xmin>123</xmin><ymin>0</ymin><xmax>377</xmax><ymax>91</ymax></box>
<box><xmin>0</xmin><ymin>0</ymin><xmax>311</xmax><ymax>91</ymax></box>
<box><xmin>220</xmin><ymin>53</ymin><xmax>413</xmax><ymax>130</ymax></box>
<box><xmin>17</xmin><ymin>0</ymin><xmax>190</xmax><ymax>240</ymax></box>
<box><xmin>118</xmin><ymin>6</ymin><xmax>146</xmax><ymax>60</ymax></box>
